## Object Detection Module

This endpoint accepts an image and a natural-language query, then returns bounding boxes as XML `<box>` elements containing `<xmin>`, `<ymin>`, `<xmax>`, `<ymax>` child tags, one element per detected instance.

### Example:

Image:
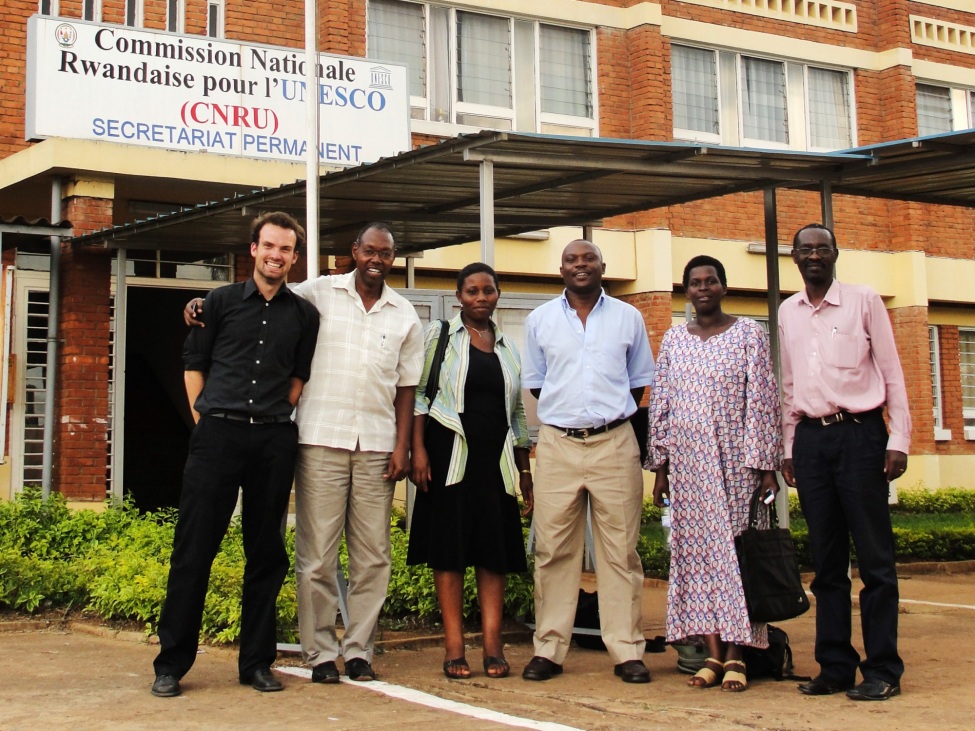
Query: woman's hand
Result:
<box><xmin>652</xmin><ymin>464</ymin><xmax>670</xmax><ymax>508</ymax></box>
<box><xmin>519</xmin><ymin>472</ymin><xmax>534</xmax><ymax>516</ymax></box>
<box><xmin>411</xmin><ymin>445</ymin><xmax>431</xmax><ymax>492</ymax></box>
<box><xmin>758</xmin><ymin>470</ymin><xmax>779</xmax><ymax>501</ymax></box>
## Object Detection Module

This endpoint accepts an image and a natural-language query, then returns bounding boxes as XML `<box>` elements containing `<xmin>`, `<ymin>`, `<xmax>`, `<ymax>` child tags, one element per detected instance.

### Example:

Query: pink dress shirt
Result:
<box><xmin>778</xmin><ymin>280</ymin><xmax>911</xmax><ymax>459</ymax></box>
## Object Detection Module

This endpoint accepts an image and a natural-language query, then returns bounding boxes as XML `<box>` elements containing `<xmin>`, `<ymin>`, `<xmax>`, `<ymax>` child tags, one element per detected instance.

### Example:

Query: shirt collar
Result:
<box><xmin>797</xmin><ymin>279</ymin><xmax>841</xmax><ymax>308</ymax></box>
<box><xmin>336</xmin><ymin>270</ymin><xmax>396</xmax><ymax>308</ymax></box>
<box><xmin>244</xmin><ymin>277</ymin><xmax>291</xmax><ymax>301</ymax></box>
<box><xmin>559</xmin><ymin>288</ymin><xmax>606</xmax><ymax>310</ymax></box>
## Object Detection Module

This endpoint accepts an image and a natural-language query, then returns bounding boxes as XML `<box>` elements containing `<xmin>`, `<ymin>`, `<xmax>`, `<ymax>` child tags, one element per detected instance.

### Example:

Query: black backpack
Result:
<box><xmin>742</xmin><ymin>625</ymin><xmax>808</xmax><ymax>680</ymax></box>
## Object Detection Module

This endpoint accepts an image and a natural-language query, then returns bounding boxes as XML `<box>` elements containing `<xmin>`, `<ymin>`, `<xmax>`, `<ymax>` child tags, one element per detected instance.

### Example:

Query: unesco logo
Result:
<box><xmin>55</xmin><ymin>23</ymin><xmax>78</xmax><ymax>48</ymax></box>
<box><xmin>369</xmin><ymin>66</ymin><xmax>392</xmax><ymax>91</ymax></box>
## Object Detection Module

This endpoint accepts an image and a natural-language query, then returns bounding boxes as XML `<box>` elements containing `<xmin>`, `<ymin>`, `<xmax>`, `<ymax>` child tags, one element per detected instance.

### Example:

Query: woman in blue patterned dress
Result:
<box><xmin>646</xmin><ymin>255</ymin><xmax>782</xmax><ymax>692</ymax></box>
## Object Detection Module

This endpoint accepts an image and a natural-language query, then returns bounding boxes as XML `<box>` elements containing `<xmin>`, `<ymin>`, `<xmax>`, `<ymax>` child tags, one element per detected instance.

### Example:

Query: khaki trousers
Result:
<box><xmin>532</xmin><ymin>424</ymin><xmax>646</xmax><ymax>665</ymax></box>
<box><xmin>294</xmin><ymin>445</ymin><xmax>394</xmax><ymax>667</ymax></box>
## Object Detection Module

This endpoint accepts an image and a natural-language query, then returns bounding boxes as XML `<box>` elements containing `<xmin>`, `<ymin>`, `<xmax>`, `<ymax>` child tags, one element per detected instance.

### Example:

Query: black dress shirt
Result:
<box><xmin>183</xmin><ymin>278</ymin><xmax>320</xmax><ymax>418</ymax></box>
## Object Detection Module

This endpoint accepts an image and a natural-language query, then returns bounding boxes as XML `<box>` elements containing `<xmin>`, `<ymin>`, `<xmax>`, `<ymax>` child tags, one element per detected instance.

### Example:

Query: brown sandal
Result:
<box><xmin>688</xmin><ymin>657</ymin><xmax>724</xmax><ymax>688</ymax></box>
<box><xmin>722</xmin><ymin>660</ymin><xmax>747</xmax><ymax>692</ymax></box>
<box><xmin>483</xmin><ymin>656</ymin><xmax>510</xmax><ymax>678</ymax></box>
<box><xmin>443</xmin><ymin>658</ymin><xmax>471</xmax><ymax>679</ymax></box>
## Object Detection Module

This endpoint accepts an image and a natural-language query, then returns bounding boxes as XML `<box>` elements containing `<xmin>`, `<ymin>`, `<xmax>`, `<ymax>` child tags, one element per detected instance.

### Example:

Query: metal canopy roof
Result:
<box><xmin>70</xmin><ymin>129</ymin><xmax>975</xmax><ymax>255</ymax></box>
<box><xmin>1</xmin><ymin>216</ymin><xmax>73</xmax><ymax>250</ymax></box>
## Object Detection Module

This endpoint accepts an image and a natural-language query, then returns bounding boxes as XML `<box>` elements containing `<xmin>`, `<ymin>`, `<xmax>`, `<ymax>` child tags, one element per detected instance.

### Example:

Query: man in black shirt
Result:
<box><xmin>151</xmin><ymin>212</ymin><xmax>320</xmax><ymax>698</ymax></box>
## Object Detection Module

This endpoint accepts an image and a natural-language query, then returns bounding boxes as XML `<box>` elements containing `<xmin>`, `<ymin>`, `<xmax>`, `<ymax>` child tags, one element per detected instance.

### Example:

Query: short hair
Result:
<box><xmin>793</xmin><ymin>223</ymin><xmax>837</xmax><ymax>249</ymax></box>
<box><xmin>456</xmin><ymin>262</ymin><xmax>499</xmax><ymax>291</ymax></box>
<box><xmin>251</xmin><ymin>211</ymin><xmax>305</xmax><ymax>252</ymax></box>
<box><xmin>355</xmin><ymin>221</ymin><xmax>396</xmax><ymax>248</ymax></box>
<box><xmin>563</xmin><ymin>239</ymin><xmax>603</xmax><ymax>262</ymax></box>
<box><xmin>682</xmin><ymin>255</ymin><xmax>727</xmax><ymax>289</ymax></box>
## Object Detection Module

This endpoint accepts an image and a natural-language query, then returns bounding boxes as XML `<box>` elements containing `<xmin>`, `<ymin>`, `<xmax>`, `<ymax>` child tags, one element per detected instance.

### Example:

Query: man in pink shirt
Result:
<box><xmin>779</xmin><ymin>223</ymin><xmax>910</xmax><ymax>702</ymax></box>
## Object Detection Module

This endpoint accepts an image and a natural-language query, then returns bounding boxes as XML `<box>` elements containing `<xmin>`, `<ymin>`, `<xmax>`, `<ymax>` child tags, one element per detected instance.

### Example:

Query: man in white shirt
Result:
<box><xmin>291</xmin><ymin>222</ymin><xmax>424</xmax><ymax>683</ymax></box>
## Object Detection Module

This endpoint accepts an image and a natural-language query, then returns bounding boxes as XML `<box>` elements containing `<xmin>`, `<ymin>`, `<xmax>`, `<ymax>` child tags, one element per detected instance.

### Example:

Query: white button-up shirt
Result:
<box><xmin>292</xmin><ymin>271</ymin><xmax>424</xmax><ymax>453</ymax></box>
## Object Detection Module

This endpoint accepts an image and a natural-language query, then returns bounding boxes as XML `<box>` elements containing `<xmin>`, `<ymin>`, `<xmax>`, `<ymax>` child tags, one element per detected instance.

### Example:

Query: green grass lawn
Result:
<box><xmin>789</xmin><ymin>512</ymin><xmax>975</xmax><ymax>532</ymax></box>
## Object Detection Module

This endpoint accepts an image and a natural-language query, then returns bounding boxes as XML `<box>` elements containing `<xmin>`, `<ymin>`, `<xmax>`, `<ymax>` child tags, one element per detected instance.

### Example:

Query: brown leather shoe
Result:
<box><xmin>522</xmin><ymin>656</ymin><xmax>563</xmax><ymax>681</ymax></box>
<box><xmin>614</xmin><ymin>660</ymin><xmax>651</xmax><ymax>683</ymax></box>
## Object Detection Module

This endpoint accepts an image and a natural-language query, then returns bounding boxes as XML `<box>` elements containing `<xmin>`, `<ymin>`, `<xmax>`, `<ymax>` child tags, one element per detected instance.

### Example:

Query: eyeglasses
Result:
<box><xmin>794</xmin><ymin>245</ymin><xmax>836</xmax><ymax>257</ymax></box>
<box><xmin>356</xmin><ymin>247</ymin><xmax>395</xmax><ymax>261</ymax></box>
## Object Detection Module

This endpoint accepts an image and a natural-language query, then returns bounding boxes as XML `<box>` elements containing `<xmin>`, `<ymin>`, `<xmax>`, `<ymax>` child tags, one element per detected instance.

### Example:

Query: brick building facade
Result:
<box><xmin>1</xmin><ymin>0</ymin><xmax>974</xmax><ymax>503</ymax></box>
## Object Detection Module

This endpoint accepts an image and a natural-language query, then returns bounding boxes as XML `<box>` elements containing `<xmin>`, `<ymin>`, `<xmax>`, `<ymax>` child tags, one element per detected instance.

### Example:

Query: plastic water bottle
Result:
<box><xmin>661</xmin><ymin>498</ymin><xmax>672</xmax><ymax>549</ymax></box>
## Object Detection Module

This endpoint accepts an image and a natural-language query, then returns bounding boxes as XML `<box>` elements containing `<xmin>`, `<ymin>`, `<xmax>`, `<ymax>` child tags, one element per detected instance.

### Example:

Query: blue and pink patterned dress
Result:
<box><xmin>646</xmin><ymin>318</ymin><xmax>782</xmax><ymax>648</ymax></box>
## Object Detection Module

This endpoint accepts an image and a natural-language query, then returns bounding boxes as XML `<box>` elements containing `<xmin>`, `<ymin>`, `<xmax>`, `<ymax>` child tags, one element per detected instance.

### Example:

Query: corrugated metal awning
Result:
<box><xmin>0</xmin><ymin>216</ymin><xmax>73</xmax><ymax>249</ymax></box>
<box><xmin>69</xmin><ymin>129</ymin><xmax>975</xmax><ymax>255</ymax></box>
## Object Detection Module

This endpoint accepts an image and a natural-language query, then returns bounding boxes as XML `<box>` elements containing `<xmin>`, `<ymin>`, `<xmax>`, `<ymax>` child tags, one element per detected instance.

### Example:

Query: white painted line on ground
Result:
<box><xmin>277</xmin><ymin>666</ymin><xmax>582</xmax><ymax>731</ymax></box>
<box><xmin>898</xmin><ymin>598</ymin><xmax>975</xmax><ymax>610</ymax></box>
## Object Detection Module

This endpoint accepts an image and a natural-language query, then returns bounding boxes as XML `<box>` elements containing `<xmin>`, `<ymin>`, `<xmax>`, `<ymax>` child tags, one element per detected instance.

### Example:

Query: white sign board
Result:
<box><xmin>25</xmin><ymin>16</ymin><xmax>410</xmax><ymax>165</ymax></box>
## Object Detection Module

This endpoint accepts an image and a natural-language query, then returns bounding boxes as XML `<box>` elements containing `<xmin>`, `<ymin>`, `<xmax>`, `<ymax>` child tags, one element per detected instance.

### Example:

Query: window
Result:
<box><xmin>807</xmin><ymin>67</ymin><xmax>852</xmax><ymax>149</ymax></box>
<box><xmin>916</xmin><ymin>83</ymin><xmax>975</xmax><ymax>136</ymax></box>
<box><xmin>961</xmin><ymin>329</ymin><xmax>975</xmax><ymax>438</ymax></box>
<box><xmin>741</xmin><ymin>56</ymin><xmax>788</xmax><ymax>145</ymax></box>
<box><xmin>917</xmin><ymin>84</ymin><xmax>952</xmax><ymax>136</ymax></box>
<box><xmin>207</xmin><ymin>1</ymin><xmax>224</xmax><ymax>38</ymax></box>
<box><xmin>670</xmin><ymin>45</ymin><xmax>855</xmax><ymax>150</ymax></box>
<box><xmin>118</xmin><ymin>251</ymin><xmax>233</xmax><ymax>281</ymax></box>
<box><xmin>672</xmin><ymin>45</ymin><xmax>719</xmax><ymax>140</ymax></box>
<box><xmin>366</xmin><ymin>0</ymin><xmax>595</xmax><ymax>135</ymax></box>
<box><xmin>539</xmin><ymin>25</ymin><xmax>592</xmax><ymax>119</ymax></box>
<box><xmin>930</xmin><ymin>327</ymin><xmax>950</xmax><ymax>440</ymax></box>
<box><xmin>167</xmin><ymin>0</ymin><xmax>183</xmax><ymax>33</ymax></box>
<box><xmin>39</xmin><ymin>0</ymin><xmax>58</xmax><ymax>14</ymax></box>
<box><xmin>125</xmin><ymin>0</ymin><xmax>142</xmax><ymax>27</ymax></box>
<box><xmin>83</xmin><ymin>0</ymin><xmax>100</xmax><ymax>21</ymax></box>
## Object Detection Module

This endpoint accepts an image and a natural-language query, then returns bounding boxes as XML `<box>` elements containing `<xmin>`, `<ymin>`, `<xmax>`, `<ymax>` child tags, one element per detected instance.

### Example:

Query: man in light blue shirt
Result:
<box><xmin>521</xmin><ymin>239</ymin><xmax>655</xmax><ymax>684</ymax></box>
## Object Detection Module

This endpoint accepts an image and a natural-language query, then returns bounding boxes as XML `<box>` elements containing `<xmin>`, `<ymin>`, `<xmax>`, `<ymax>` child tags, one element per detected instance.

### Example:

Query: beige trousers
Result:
<box><xmin>531</xmin><ymin>424</ymin><xmax>646</xmax><ymax>665</ymax></box>
<box><xmin>294</xmin><ymin>445</ymin><xmax>394</xmax><ymax>667</ymax></box>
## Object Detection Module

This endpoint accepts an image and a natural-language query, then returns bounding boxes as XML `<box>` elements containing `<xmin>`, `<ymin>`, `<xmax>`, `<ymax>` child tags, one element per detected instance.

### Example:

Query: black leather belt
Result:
<box><xmin>549</xmin><ymin>417</ymin><xmax>629</xmax><ymax>439</ymax></box>
<box><xmin>207</xmin><ymin>410</ymin><xmax>292</xmax><ymax>425</ymax></box>
<box><xmin>801</xmin><ymin>407</ymin><xmax>882</xmax><ymax>427</ymax></box>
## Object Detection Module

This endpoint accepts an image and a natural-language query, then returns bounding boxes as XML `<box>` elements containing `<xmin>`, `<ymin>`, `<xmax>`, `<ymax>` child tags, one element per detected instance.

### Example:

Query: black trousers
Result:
<box><xmin>153</xmin><ymin>416</ymin><xmax>298</xmax><ymax>681</ymax></box>
<box><xmin>793</xmin><ymin>410</ymin><xmax>904</xmax><ymax>686</ymax></box>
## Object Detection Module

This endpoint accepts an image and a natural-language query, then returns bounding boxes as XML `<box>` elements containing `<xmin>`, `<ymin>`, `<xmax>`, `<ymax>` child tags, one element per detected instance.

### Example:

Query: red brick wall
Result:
<box><xmin>889</xmin><ymin>305</ymin><xmax>934</xmax><ymax>453</ymax></box>
<box><xmin>57</xmin><ymin>196</ymin><xmax>114</xmax><ymax>500</ymax></box>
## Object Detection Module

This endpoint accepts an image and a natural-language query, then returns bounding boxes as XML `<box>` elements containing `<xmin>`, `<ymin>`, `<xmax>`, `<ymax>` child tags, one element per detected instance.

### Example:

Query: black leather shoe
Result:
<box><xmin>151</xmin><ymin>674</ymin><xmax>181</xmax><ymax>697</ymax></box>
<box><xmin>798</xmin><ymin>675</ymin><xmax>855</xmax><ymax>696</ymax></box>
<box><xmin>311</xmin><ymin>661</ymin><xmax>340</xmax><ymax>684</ymax></box>
<box><xmin>241</xmin><ymin>667</ymin><xmax>283</xmax><ymax>692</ymax></box>
<box><xmin>614</xmin><ymin>660</ymin><xmax>651</xmax><ymax>684</ymax></box>
<box><xmin>345</xmin><ymin>657</ymin><xmax>377</xmax><ymax>681</ymax></box>
<box><xmin>846</xmin><ymin>678</ymin><xmax>900</xmax><ymax>701</ymax></box>
<box><xmin>521</xmin><ymin>656</ymin><xmax>563</xmax><ymax>681</ymax></box>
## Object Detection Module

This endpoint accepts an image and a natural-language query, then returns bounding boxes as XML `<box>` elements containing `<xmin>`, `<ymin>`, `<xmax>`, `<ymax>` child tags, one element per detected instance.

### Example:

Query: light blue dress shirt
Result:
<box><xmin>522</xmin><ymin>290</ymin><xmax>655</xmax><ymax>428</ymax></box>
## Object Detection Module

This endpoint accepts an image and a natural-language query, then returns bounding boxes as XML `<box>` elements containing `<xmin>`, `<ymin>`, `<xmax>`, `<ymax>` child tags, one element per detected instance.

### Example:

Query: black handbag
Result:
<box><xmin>424</xmin><ymin>320</ymin><xmax>449</xmax><ymax>404</ymax></box>
<box><xmin>734</xmin><ymin>487</ymin><xmax>810</xmax><ymax>623</ymax></box>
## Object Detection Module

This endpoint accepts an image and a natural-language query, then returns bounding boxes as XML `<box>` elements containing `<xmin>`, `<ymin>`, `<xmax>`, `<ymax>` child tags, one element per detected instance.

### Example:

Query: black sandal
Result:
<box><xmin>483</xmin><ymin>656</ymin><xmax>510</xmax><ymax>678</ymax></box>
<box><xmin>443</xmin><ymin>658</ymin><xmax>471</xmax><ymax>679</ymax></box>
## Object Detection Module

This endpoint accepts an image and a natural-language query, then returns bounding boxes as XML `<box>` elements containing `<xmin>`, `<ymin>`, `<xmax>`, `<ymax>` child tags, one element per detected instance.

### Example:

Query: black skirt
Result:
<box><xmin>407</xmin><ymin>345</ymin><xmax>528</xmax><ymax>574</ymax></box>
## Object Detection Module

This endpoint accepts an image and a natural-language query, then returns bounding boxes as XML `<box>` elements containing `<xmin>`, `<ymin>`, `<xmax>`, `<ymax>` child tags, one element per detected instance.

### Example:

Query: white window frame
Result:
<box><xmin>929</xmin><ymin>326</ymin><xmax>951</xmax><ymax>440</ymax></box>
<box><xmin>536</xmin><ymin>22</ymin><xmax>596</xmax><ymax>136</ymax></box>
<box><xmin>671</xmin><ymin>44</ymin><xmax>856</xmax><ymax>151</ymax></box>
<box><xmin>207</xmin><ymin>0</ymin><xmax>225</xmax><ymax>39</ymax></box>
<box><xmin>366</xmin><ymin>1</ymin><xmax>596</xmax><ymax>137</ymax></box>
<box><xmin>124</xmin><ymin>0</ymin><xmax>143</xmax><ymax>28</ymax></box>
<box><xmin>916</xmin><ymin>82</ymin><xmax>975</xmax><ymax>136</ymax></box>
<box><xmin>167</xmin><ymin>0</ymin><xmax>185</xmax><ymax>33</ymax></box>
<box><xmin>961</xmin><ymin>328</ymin><xmax>975</xmax><ymax>440</ymax></box>
<box><xmin>83</xmin><ymin>0</ymin><xmax>102</xmax><ymax>22</ymax></box>
<box><xmin>39</xmin><ymin>0</ymin><xmax>59</xmax><ymax>15</ymax></box>
<box><xmin>453</xmin><ymin>10</ymin><xmax>516</xmax><ymax>130</ymax></box>
<box><xmin>671</xmin><ymin>45</ymin><xmax>722</xmax><ymax>145</ymax></box>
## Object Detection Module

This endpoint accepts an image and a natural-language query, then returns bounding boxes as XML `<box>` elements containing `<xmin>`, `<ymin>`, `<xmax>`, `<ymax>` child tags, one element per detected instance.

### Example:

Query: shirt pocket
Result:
<box><xmin>368</xmin><ymin>327</ymin><xmax>400</xmax><ymax>373</ymax></box>
<box><xmin>826</xmin><ymin>330</ymin><xmax>861</xmax><ymax>369</ymax></box>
